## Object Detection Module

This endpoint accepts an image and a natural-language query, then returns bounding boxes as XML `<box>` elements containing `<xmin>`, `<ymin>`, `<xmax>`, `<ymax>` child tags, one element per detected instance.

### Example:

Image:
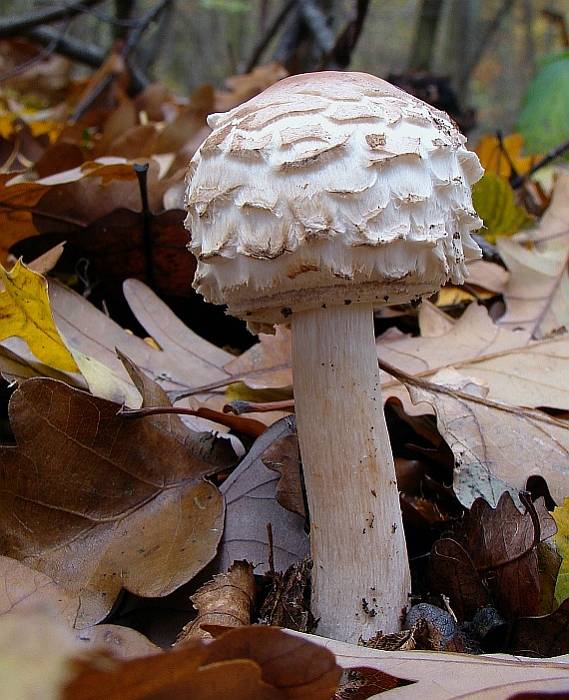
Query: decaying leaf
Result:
<box><xmin>175</xmin><ymin>561</ymin><xmax>255</xmax><ymax>643</ymax></box>
<box><xmin>258</xmin><ymin>557</ymin><xmax>315</xmax><ymax>633</ymax></box>
<box><xmin>0</xmin><ymin>377</ymin><xmax>230</xmax><ymax>627</ymax></box>
<box><xmin>0</xmin><ymin>259</ymin><xmax>78</xmax><ymax>372</ymax></box>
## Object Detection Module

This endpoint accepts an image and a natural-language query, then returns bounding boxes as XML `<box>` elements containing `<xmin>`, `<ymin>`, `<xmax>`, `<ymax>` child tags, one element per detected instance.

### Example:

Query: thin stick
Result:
<box><xmin>511</xmin><ymin>138</ymin><xmax>569</xmax><ymax>189</ymax></box>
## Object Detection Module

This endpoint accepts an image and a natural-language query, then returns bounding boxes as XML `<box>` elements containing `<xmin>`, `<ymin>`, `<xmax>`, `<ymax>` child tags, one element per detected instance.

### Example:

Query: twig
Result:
<box><xmin>23</xmin><ymin>27</ymin><xmax>105</xmax><ymax>68</ymax></box>
<box><xmin>224</xmin><ymin>399</ymin><xmax>295</xmax><ymax>415</ymax></box>
<box><xmin>70</xmin><ymin>0</ymin><xmax>172</xmax><ymax>121</ymax></box>
<box><xmin>0</xmin><ymin>0</ymin><xmax>104</xmax><ymax>39</ymax></box>
<box><xmin>134</xmin><ymin>163</ymin><xmax>155</xmax><ymax>289</ymax></box>
<box><xmin>245</xmin><ymin>0</ymin><xmax>296</xmax><ymax>73</ymax></box>
<box><xmin>511</xmin><ymin>138</ymin><xmax>569</xmax><ymax>189</ymax></box>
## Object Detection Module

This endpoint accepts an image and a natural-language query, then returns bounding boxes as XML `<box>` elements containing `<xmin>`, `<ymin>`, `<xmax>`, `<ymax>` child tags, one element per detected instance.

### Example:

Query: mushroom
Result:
<box><xmin>185</xmin><ymin>72</ymin><xmax>483</xmax><ymax>643</ymax></box>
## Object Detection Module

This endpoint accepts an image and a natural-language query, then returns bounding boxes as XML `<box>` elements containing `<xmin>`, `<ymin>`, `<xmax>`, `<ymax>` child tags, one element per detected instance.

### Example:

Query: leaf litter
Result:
<box><xmin>0</xmin><ymin>27</ymin><xmax>569</xmax><ymax>700</ymax></box>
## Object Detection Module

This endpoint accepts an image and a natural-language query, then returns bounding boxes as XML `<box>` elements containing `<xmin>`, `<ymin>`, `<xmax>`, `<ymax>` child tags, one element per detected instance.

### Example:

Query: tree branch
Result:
<box><xmin>24</xmin><ymin>26</ymin><xmax>105</xmax><ymax>68</ymax></box>
<box><xmin>245</xmin><ymin>0</ymin><xmax>296</xmax><ymax>73</ymax></box>
<box><xmin>297</xmin><ymin>0</ymin><xmax>335</xmax><ymax>54</ymax></box>
<box><xmin>0</xmin><ymin>0</ymin><xmax>104</xmax><ymax>39</ymax></box>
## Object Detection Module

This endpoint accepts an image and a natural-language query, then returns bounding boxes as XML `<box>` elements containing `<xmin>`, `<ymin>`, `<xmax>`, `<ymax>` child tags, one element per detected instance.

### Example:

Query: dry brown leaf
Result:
<box><xmin>497</xmin><ymin>169</ymin><xmax>569</xmax><ymax>339</ymax></box>
<box><xmin>176</xmin><ymin>561</ymin><xmax>255</xmax><ymax>643</ymax></box>
<box><xmin>397</xmin><ymin>367</ymin><xmax>569</xmax><ymax>508</ymax></box>
<box><xmin>215</xmin><ymin>416</ymin><xmax>309</xmax><ymax>576</ymax></box>
<box><xmin>65</xmin><ymin>625</ymin><xmax>341</xmax><ymax>700</ymax></box>
<box><xmin>0</xmin><ymin>555</ymin><xmax>79</xmax><ymax>625</ymax></box>
<box><xmin>262</xmin><ymin>432</ymin><xmax>305</xmax><ymax>519</ymax></box>
<box><xmin>294</xmin><ymin>631</ymin><xmax>569</xmax><ymax>699</ymax></box>
<box><xmin>0</xmin><ymin>377</ymin><xmax>230</xmax><ymax>627</ymax></box>
<box><xmin>379</xmin><ymin>303</ymin><xmax>569</xmax><ymax>411</ymax></box>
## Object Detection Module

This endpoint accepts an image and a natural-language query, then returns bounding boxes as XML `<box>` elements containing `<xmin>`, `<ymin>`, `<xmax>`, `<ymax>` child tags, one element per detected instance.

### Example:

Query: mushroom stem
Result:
<box><xmin>291</xmin><ymin>302</ymin><xmax>410</xmax><ymax>642</ymax></box>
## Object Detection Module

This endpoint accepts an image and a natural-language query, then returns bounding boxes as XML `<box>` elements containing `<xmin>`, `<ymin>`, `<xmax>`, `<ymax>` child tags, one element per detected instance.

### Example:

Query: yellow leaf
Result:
<box><xmin>476</xmin><ymin>133</ymin><xmax>536</xmax><ymax>178</ymax></box>
<box><xmin>0</xmin><ymin>260</ymin><xmax>78</xmax><ymax>373</ymax></box>
<box><xmin>0</xmin><ymin>114</ymin><xmax>14</xmax><ymax>140</ymax></box>
<box><xmin>553</xmin><ymin>498</ymin><xmax>569</xmax><ymax>604</ymax></box>
<box><xmin>472</xmin><ymin>172</ymin><xmax>533</xmax><ymax>243</ymax></box>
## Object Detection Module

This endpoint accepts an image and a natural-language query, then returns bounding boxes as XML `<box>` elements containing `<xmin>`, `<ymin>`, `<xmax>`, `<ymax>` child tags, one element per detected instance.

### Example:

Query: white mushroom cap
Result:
<box><xmin>185</xmin><ymin>71</ymin><xmax>483</xmax><ymax>332</ymax></box>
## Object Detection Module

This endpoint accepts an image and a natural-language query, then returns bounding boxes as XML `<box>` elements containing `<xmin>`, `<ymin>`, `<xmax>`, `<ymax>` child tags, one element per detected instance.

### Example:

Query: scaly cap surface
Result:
<box><xmin>185</xmin><ymin>71</ymin><xmax>483</xmax><ymax>331</ymax></box>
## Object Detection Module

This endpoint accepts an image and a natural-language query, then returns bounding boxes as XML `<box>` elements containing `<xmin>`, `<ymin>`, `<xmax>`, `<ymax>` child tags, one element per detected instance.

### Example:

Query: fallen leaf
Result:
<box><xmin>258</xmin><ymin>557</ymin><xmax>314</xmax><ymax>632</ymax></box>
<box><xmin>472</xmin><ymin>173</ymin><xmax>533</xmax><ymax>242</ymax></box>
<box><xmin>74</xmin><ymin>625</ymin><xmax>160</xmax><ymax>659</ymax></box>
<box><xmin>497</xmin><ymin>170</ymin><xmax>569</xmax><ymax>339</ymax></box>
<box><xmin>508</xmin><ymin>598</ymin><xmax>569</xmax><ymax>658</ymax></box>
<box><xmin>261</xmin><ymin>433</ymin><xmax>305</xmax><ymax>518</ymax></box>
<box><xmin>0</xmin><ymin>607</ymin><xmax>101</xmax><ymax>700</ymax></box>
<box><xmin>430</xmin><ymin>539</ymin><xmax>490</xmax><ymax>622</ymax></box>
<box><xmin>387</xmin><ymin>364</ymin><xmax>569</xmax><ymax>508</ymax></box>
<box><xmin>214</xmin><ymin>416</ymin><xmax>309</xmax><ymax>576</ymax></box>
<box><xmin>0</xmin><ymin>259</ymin><xmax>78</xmax><ymax>372</ymax></box>
<box><xmin>0</xmin><ymin>377</ymin><xmax>230</xmax><ymax>627</ymax></box>
<box><xmin>293</xmin><ymin>630</ymin><xmax>569</xmax><ymax>699</ymax></box>
<box><xmin>0</xmin><ymin>555</ymin><xmax>79</xmax><ymax>625</ymax></box>
<box><xmin>379</xmin><ymin>303</ymin><xmax>569</xmax><ymax>411</ymax></box>
<box><xmin>433</xmin><ymin>494</ymin><xmax>556</xmax><ymax>619</ymax></box>
<box><xmin>475</xmin><ymin>133</ymin><xmax>536</xmax><ymax>179</ymax></box>
<box><xmin>175</xmin><ymin>561</ymin><xmax>255</xmax><ymax>642</ymax></box>
<box><xmin>65</xmin><ymin>625</ymin><xmax>342</xmax><ymax>700</ymax></box>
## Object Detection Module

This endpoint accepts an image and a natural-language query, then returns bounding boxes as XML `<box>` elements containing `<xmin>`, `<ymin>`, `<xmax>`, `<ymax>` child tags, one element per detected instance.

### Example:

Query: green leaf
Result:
<box><xmin>553</xmin><ymin>498</ymin><xmax>569</xmax><ymax>604</ymax></box>
<box><xmin>517</xmin><ymin>51</ymin><xmax>569</xmax><ymax>155</ymax></box>
<box><xmin>472</xmin><ymin>173</ymin><xmax>533</xmax><ymax>243</ymax></box>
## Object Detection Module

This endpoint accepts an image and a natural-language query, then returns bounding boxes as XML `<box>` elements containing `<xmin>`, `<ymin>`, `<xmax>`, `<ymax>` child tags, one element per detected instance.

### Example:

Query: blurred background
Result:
<box><xmin>3</xmin><ymin>0</ymin><xmax>568</xmax><ymax>139</ymax></box>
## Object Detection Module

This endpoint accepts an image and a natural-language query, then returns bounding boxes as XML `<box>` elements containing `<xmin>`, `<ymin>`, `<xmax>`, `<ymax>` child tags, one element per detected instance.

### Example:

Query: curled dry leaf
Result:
<box><xmin>175</xmin><ymin>561</ymin><xmax>255</xmax><ymax>643</ymax></box>
<box><xmin>0</xmin><ymin>377</ymin><xmax>231</xmax><ymax>627</ymax></box>
<box><xmin>431</xmin><ymin>493</ymin><xmax>556</xmax><ymax>620</ymax></box>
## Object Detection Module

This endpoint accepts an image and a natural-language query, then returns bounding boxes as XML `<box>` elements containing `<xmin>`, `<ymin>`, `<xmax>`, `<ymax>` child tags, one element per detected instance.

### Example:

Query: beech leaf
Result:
<box><xmin>0</xmin><ymin>377</ymin><xmax>230</xmax><ymax>627</ymax></box>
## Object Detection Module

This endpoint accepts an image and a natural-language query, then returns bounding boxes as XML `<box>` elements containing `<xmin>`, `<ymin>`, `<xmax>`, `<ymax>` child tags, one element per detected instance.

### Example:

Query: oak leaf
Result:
<box><xmin>0</xmin><ymin>377</ymin><xmax>231</xmax><ymax>627</ymax></box>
